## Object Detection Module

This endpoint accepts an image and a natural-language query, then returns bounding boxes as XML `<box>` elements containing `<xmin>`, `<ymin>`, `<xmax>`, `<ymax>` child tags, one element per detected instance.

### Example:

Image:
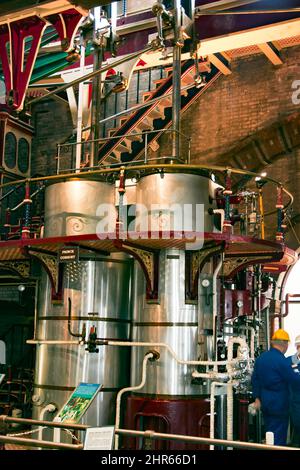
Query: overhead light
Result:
<box><xmin>255</xmin><ymin>176</ymin><xmax>261</xmax><ymax>182</ymax></box>
<box><xmin>18</xmin><ymin>285</ymin><xmax>25</xmax><ymax>292</ymax></box>
<box><xmin>261</xmin><ymin>172</ymin><xmax>267</xmax><ymax>177</ymax></box>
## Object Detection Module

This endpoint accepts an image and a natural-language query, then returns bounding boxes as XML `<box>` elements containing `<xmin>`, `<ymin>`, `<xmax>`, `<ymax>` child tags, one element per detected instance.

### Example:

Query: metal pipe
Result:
<box><xmin>114</xmin><ymin>352</ymin><xmax>154</xmax><ymax>450</ymax></box>
<box><xmin>27</xmin><ymin>340</ymin><xmax>80</xmax><ymax>345</ymax></box>
<box><xmin>265</xmin><ymin>307</ymin><xmax>271</xmax><ymax>350</ymax></box>
<box><xmin>114</xmin><ymin>428</ymin><xmax>296</xmax><ymax>450</ymax></box>
<box><xmin>213</xmin><ymin>254</ymin><xmax>224</xmax><ymax>360</ymax></box>
<box><xmin>38</xmin><ymin>403</ymin><xmax>57</xmax><ymax>445</ymax></box>
<box><xmin>144</xmin><ymin>133</ymin><xmax>148</xmax><ymax>164</ymax></box>
<box><xmin>172</xmin><ymin>0</ymin><xmax>182</xmax><ymax>161</ymax></box>
<box><xmin>28</xmin><ymin>337</ymin><xmax>244</xmax><ymax>366</ymax></box>
<box><xmin>105</xmin><ymin>340</ymin><xmax>243</xmax><ymax>366</ymax></box>
<box><xmin>56</xmin><ymin>143</ymin><xmax>61</xmax><ymax>175</ymax></box>
<box><xmin>0</xmin><ymin>415</ymin><xmax>89</xmax><ymax>430</ymax></box>
<box><xmin>27</xmin><ymin>45</ymin><xmax>155</xmax><ymax>107</ymax></box>
<box><xmin>0</xmin><ymin>435</ymin><xmax>83</xmax><ymax>450</ymax></box>
<box><xmin>75</xmin><ymin>35</ymin><xmax>86</xmax><ymax>173</ymax></box>
<box><xmin>188</xmin><ymin>137</ymin><xmax>191</xmax><ymax>164</ymax></box>
<box><xmin>90</xmin><ymin>7</ymin><xmax>104</xmax><ymax>168</ymax></box>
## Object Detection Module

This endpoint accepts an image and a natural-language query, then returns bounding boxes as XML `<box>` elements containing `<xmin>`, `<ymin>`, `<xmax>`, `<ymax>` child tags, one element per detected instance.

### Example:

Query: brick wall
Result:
<box><xmin>31</xmin><ymin>99</ymin><xmax>74</xmax><ymax>176</ymax></box>
<box><xmin>181</xmin><ymin>45</ymin><xmax>300</xmax><ymax>164</ymax></box>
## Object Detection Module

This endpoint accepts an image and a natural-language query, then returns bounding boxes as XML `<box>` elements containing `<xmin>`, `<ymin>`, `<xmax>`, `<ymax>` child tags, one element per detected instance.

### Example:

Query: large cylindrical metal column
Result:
<box><xmin>33</xmin><ymin>179</ymin><xmax>132</xmax><ymax>430</ymax></box>
<box><xmin>124</xmin><ymin>172</ymin><xmax>219</xmax><ymax>449</ymax></box>
<box><xmin>33</xmin><ymin>255</ymin><xmax>132</xmax><ymax>427</ymax></box>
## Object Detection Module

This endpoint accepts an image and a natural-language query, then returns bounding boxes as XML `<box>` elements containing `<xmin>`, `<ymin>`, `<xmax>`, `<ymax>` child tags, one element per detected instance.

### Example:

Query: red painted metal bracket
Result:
<box><xmin>46</xmin><ymin>9</ymin><xmax>83</xmax><ymax>52</ymax></box>
<box><xmin>0</xmin><ymin>8</ymin><xmax>83</xmax><ymax>111</ymax></box>
<box><xmin>8</xmin><ymin>17</ymin><xmax>47</xmax><ymax>110</ymax></box>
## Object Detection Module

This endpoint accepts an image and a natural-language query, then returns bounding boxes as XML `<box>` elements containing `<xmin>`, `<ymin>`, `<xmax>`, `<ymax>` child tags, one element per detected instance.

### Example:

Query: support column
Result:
<box><xmin>172</xmin><ymin>0</ymin><xmax>182</xmax><ymax>161</ymax></box>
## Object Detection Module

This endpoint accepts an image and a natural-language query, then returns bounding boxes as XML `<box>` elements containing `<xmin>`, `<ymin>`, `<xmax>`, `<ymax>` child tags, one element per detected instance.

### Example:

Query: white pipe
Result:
<box><xmin>213</xmin><ymin>255</ymin><xmax>224</xmax><ymax>361</ymax></box>
<box><xmin>226</xmin><ymin>336</ymin><xmax>249</xmax><ymax>377</ymax></box>
<box><xmin>212</xmin><ymin>209</ymin><xmax>225</xmax><ymax>233</ymax></box>
<box><xmin>107</xmin><ymin>341</ymin><xmax>241</xmax><ymax>367</ymax></box>
<box><xmin>227</xmin><ymin>382</ymin><xmax>234</xmax><ymax>447</ymax></box>
<box><xmin>27</xmin><ymin>340</ymin><xmax>80</xmax><ymax>345</ymax></box>
<box><xmin>37</xmin><ymin>404</ymin><xmax>57</xmax><ymax>448</ymax></box>
<box><xmin>114</xmin><ymin>352</ymin><xmax>154</xmax><ymax>450</ymax></box>
<box><xmin>192</xmin><ymin>371</ymin><xmax>229</xmax><ymax>380</ymax></box>
<box><xmin>225</xmin><ymin>336</ymin><xmax>249</xmax><ymax>446</ymax></box>
<box><xmin>239</xmin><ymin>326</ymin><xmax>256</xmax><ymax>359</ymax></box>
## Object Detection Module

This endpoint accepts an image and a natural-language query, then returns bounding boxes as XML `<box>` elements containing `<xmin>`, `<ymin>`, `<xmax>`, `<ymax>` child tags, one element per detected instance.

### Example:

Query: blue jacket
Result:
<box><xmin>252</xmin><ymin>348</ymin><xmax>300</xmax><ymax>417</ymax></box>
<box><xmin>286</xmin><ymin>354</ymin><xmax>300</xmax><ymax>426</ymax></box>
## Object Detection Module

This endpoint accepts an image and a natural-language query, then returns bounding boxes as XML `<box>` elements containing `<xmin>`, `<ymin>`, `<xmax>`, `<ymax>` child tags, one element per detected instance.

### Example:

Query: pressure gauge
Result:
<box><xmin>236</xmin><ymin>300</ymin><xmax>244</xmax><ymax>308</ymax></box>
<box><xmin>201</xmin><ymin>279</ymin><xmax>210</xmax><ymax>288</ymax></box>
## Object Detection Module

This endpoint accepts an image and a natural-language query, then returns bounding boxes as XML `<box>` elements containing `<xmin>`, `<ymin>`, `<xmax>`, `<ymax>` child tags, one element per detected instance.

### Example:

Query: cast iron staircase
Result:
<box><xmin>97</xmin><ymin>59</ymin><xmax>221</xmax><ymax>165</ymax></box>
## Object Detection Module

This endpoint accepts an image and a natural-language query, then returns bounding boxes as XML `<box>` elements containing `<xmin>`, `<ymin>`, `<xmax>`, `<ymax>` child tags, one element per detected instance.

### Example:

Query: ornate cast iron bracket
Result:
<box><xmin>222</xmin><ymin>254</ymin><xmax>281</xmax><ymax>278</ymax></box>
<box><xmin>25</xmin><ymin>247</ymin><xmax>64</xmax><ymax>302</ymax></box>
<box><xmin>185</xmin><ymin>243</ymin><xmax>225</xmax><ymax>301</ymax></box>
<box><xmin>114</xmin><ymin>241</ymin><xmax>159</xmax><ymax>302</ymax></box>
<box><xmin>0</xmin><ymin>261</ymin><xmax>30</xmax><ymax>278</ymax></box>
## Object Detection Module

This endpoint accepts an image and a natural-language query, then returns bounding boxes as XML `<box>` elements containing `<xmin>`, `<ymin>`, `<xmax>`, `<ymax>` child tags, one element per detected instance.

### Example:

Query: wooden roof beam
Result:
<box><xmin>208</xmin><ymin>52</ymin><xmax>232</xmax><ymax>75</ymax></box>
<box><xmin>258</xmin><ymin>42</ymin><xmax>283</xmax><ymax>66</ymax></box>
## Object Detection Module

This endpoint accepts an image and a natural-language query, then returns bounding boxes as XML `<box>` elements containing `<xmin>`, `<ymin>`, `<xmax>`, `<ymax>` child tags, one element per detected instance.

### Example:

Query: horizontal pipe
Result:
<box><xmin>27</xmin><ymin>340</ymin><xmax>80</xmax><ymax>345</ymax></box>
<box><xmin>114</xmin><ymin>428</ymin><xmax>296</xmax><ymax>451</ymax></box>
<box><xmin>105</xmin><ymin>340</ymin><xmax>242</xmax><ymax>366</ymax></box>
<box><xmin>27</xmin><ymin>338</ymin><xmax>243</xmax><ymax>367</ymax></box>
<box><xmin>0</xmin><ymin>435</ymin><xmax>83</xmax><ymax>450</ymax></box>
<box><xmin>0</xmin><ymin>415</ymin><xmax>89</xmax><ymax>430</ymax></box>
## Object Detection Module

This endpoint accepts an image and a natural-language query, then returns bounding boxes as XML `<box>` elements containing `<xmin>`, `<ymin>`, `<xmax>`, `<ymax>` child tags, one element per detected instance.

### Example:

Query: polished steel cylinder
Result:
<box><xmin>131</xmin><ymin>173</ymin><xmax>219</xmax><ymax>396</ymax></box>
<box><xmin>131</xmin><ymin>249</ymin><xmax>200</xmax><ymax>396</ymax></box>
<box><xmin>44</xmin><ymin>180</ymin><xmax>116</xmax><ymax>237</ymax></box>
<box><xmin>35</xmin><ymin>179</ymin><xmax>131</xmax><ymax>428</ymax></box>
<box><xmin>135</xmin><ymin>173</ymin><xmax>216</xmax><ymax>233</ymax></box>
<box><xmin>33</xmin><ymin>256</ymin><xmax>132</xmax><ymax>426</ymax></box>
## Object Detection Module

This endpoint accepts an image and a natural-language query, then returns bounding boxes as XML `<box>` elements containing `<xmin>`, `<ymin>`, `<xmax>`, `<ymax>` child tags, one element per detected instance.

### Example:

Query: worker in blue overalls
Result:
<box><xmin>251</xmin><ymin>329</ymin><xmax>300</xmax><ymax>446</ymax></box>
<box><xmin>287</xmin><ymin>335</ymin><xmax>300</xmax><ymax>447</ymax></box>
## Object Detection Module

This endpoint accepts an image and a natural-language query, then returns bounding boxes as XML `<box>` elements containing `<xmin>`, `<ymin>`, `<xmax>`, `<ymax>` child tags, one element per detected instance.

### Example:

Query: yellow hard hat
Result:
<box><xmin>272</xmin><ymin>329</ymin><xmax>290</xmax><ymax>342</ymax></box>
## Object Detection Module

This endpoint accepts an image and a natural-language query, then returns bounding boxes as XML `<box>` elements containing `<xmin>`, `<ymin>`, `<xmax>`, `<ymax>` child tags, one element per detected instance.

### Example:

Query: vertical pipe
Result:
<box><xmin>21</xmin><ymin>181</ymin><xmax>31</xmax><ymax>239</ymax></box>
<box><xmin>258</xmin><ymin>188</ymin><xmax>265</xmax><ymax>239</ymax></box>
<box><xmin>90</xmin><ymin>6</ymin><xmax>104</xmax><ymax>168</ymax></box>
<box><xmin>144</xmin><ymin>133</ymin><xmax>148</xmax><ymax>164</ymax></box>
<box><xmin>188</xmin><ymin>138</ymin><xmax>191</xmax><ymax>164</ymax></box>
<box><xmin>56</xmin><ymin>144</ymin><xmax>60</xmax><ymax>175</ymax></box>
<box><xmin>75</xmin><ymin>35</ymin><xmax>85</xmax><ymax>173</ymax></box>
<box><xmin>172</xmin><ymin>0</ymin><xmax>182</xmax><ymax>161</ymax></box>
<box><xmin>136</xmin><ymin>70</ymin><xmax>140</xmax><ymax>104</ymax></box>
<box><xmin>265</xmin><ymin>307</ymin><xmax>270</xmax><ymax>350</ymax></box>
<box><xmin>213</xmin><ymin>254</ymin><xmax>224</xmax><ymax>361</ymax></box>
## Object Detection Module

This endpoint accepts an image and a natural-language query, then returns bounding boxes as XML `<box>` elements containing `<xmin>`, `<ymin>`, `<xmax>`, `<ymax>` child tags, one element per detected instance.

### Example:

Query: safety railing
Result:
<box><xmin>55</xmin><ymin>128</ymin><xmax>192</xmax><ymax>175</ymax></box>
<box><xmin>0</xmin><ymin>416</ymin><xmax>298</xmax><ymax>451</ymax></box>
<box><xmin>0</xmin><ymin>164</ymin><xmax>294</xmax><ymax>243</ymax></box>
